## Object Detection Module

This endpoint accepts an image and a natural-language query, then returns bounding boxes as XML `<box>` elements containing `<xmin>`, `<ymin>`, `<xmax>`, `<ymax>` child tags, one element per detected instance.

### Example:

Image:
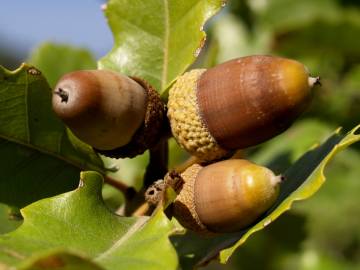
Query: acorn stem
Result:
<box><xmin>308</xmin><ymin>76</ymin><xmax>321</xmax><ymax>87</ymax></box>
<box><xmin>143</xmin><ymin>138</ymin><xmax>169</xmax><ymax>188</ymax></box>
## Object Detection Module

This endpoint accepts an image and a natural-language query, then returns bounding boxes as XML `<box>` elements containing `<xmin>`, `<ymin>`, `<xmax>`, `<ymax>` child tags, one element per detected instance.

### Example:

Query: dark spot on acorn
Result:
<box><xmin>54</xmin><ymin>88</ymin><xmax>69</xmax><ymax>103</ymax></box>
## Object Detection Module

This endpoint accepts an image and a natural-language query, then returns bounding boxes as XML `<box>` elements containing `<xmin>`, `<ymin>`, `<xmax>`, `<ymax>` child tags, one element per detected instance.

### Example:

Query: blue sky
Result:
<box><xmin>0</xmin><ymin>0</ymin><xmax>113</xmax><ymax>59</ymax></box>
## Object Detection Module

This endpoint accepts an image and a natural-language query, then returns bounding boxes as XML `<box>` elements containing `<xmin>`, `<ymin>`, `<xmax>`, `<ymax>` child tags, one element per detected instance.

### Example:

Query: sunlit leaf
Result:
<box><xmin>0</xmin><ymin>172</ymin><xmax>178</xmax><ymax>270</ymax></box>
<box><xmin>99</xmin><ymin>0</ymin><xmax>225</xmax><ymax>94</ymax></box>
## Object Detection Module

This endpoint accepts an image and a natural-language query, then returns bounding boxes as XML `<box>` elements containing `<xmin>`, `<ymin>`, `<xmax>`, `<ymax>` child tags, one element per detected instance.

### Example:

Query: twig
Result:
<box><xmin>126</xmin><ymin>139</ymin><xmax>168</xmax><ymax>215</ymax></box>
<box><xmin>127</xmin><ymin>138</ymin><xmax>169</xmax><ymax>216</ymax></box>
<box><xmin>104</xmin><ymin>176</ymin><xmax>136</xmax><ymax>200</ymax></box>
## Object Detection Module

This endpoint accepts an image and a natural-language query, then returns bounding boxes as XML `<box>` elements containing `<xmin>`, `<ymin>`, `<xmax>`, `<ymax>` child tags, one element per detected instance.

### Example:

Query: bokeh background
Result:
<box><xmin>0</xmin><ymin>0</ymin><xmax>111</xmax><ymax>68</ymax></box>
<box><xmin>1</xmin><ymin>0</ymin><xmax>360</xmax><ymax>269</ymax></box>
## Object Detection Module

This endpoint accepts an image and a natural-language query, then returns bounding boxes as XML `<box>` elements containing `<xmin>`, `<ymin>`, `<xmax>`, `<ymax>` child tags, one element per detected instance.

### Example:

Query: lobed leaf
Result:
<box><xmin>98</xmin><ymin>0</ymin><xmax>225</xmax><ymax>94</ymax></box>
<box><xmin>0</xmin><ymin>172</ymin><xmax>178</xmax><ymax>270</ymax></box>
<box><xmin>0</xmin><ymin>64</ymin><xmax>104</xmax><ymax>208</ymax></box>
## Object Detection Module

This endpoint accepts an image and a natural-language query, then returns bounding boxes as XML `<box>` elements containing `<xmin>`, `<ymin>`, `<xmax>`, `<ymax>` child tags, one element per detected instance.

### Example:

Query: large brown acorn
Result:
<box><xmin>147</xmin><ymin>159</ymin><xmax>281</xmax><ymax>234</ymax></box>
<box><xmin>167</xmin><ymin>55</ymin><xmax>320</xmax><ymax>161</ymax></box>
<box><xmin>52</xmin><ymin>70</ymin><xmax>166</xmax><ymax>158</ymax></box>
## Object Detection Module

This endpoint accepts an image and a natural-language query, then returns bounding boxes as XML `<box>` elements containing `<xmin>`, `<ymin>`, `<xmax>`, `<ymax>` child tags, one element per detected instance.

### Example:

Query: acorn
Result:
<box><xmin>167</xmin><ymin>55</ymin><xmax>320</xmax><ymax>161</ymax></box>
<box><xmin>172</xmin><ymin>159</ymin><xmax>281</xmax><ymax>234</ymax></box>
<box><xmin>52</xmin><ymin>70</ymin><xmax>166</xmax><ymax>158</ymax></box>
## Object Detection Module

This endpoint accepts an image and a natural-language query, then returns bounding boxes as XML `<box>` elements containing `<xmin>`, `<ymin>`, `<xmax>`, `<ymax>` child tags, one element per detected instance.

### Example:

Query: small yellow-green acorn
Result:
<box><xmin>172</xmin><ymin>159</ymin><xmax>282</xmax><ymax>234</ymax></box>
<box><xmin>167</xmin><ymin>55</ymin><xmax>320</xmax><ymax>161</ymax></box>
<box><xmin>52</xmin><ymin>70</ymin><xmax>166</xmax><ymax>158</ymax></box>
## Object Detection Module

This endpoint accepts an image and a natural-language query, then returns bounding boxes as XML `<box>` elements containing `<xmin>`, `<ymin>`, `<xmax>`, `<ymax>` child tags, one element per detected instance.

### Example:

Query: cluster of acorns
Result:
<box><xmin>52</xmin><ymin>55</ymin><xmax>320</xmax><ymax>234</ymax></box>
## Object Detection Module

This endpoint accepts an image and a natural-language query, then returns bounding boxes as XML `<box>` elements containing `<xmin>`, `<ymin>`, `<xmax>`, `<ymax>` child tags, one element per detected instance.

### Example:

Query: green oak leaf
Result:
<box><xmin>0</xmin><ymin>171</ymin><xmax>178</xmax><ymax>270</ymax></box>
<box><xmin>171</xmin><ymin>124</ymin><xmax>360</xmax><ymax>269</ymax></box>
<box><xmin>0</xmin><ymin>64</ymin><xmax>104</xmax><ymax>208</ymax></box>
<box><xmin>98</xmin><ymin>0</ymin><xmax>225</xmax><ymax>94</ymax></box>
<box><xmin>28</xmin><ymin>43</ymin><xmax>96</xmax><ymax>88</ymax></box>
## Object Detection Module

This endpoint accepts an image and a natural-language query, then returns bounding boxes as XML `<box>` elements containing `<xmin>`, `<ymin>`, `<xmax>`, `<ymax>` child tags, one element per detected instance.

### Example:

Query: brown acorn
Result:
<box><xmin>167</xmin><ymin>55</ymin><xmax>320</xmax><ymax>161</ymax></box>
<box><xmin>171</xmin><ymin>159</ymin><xmax>281</xmax><ymax>234</ymax></box>
<box><xmin>52</xmin><ymin>70</ymin><xmax>166</xmax><ymax>158</ymax></box>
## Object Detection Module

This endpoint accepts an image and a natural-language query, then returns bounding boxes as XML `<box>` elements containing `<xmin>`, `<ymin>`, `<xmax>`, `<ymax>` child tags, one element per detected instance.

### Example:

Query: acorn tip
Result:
<box><xmin>308</xmin><ymin>76</ymin><xmax>321</xmax><ymax>87</ymax></box>
<box><xmin>54</xmin><ymin>88</ymin><xmax>69</xmax><ymax>103</ymax></box>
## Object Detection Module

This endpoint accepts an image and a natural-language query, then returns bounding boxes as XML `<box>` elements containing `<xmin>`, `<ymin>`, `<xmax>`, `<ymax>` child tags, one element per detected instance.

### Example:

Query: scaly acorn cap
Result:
<box><xmin>172</xmin><ymin>163</ymin><xmax>209</xmax><ymax>234</ymax></box>
<box><xmin>167</xmin><ymin>55</ymin><xmax>320</xmax><ymax>162</ymax></box>
<box><xmin>167</xmin><ymin>69</ymin><xmax>229</xmax><ymax>161</ymax></box>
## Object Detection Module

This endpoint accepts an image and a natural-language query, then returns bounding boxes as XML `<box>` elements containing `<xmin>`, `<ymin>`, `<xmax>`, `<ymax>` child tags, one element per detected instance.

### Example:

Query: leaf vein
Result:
<box><xmin>94</xmin><ymin>217</ymin><xmax>148</xmax><ymax>261</ymax></box>
<box><xmin>116</xmin><ymin>18</ymin><xmax>162</xmax><ymax>41</ymax></box>
<box><xmin>161</xmin><ymin>0</ymin><xmax>170</xmax><ymax>91</ymax></box>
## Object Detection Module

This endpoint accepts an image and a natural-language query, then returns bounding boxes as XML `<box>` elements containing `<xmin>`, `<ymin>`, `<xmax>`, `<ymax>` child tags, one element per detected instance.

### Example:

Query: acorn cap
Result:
<box><xmin>167</xmin><ymin>69</ymin><xmax>230</xmax><ymax>161</ymax></box>
<box><xmin>172</xmin><ymin>163</ymin><xmax>209</xmax><ymax>234</ymax></box>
